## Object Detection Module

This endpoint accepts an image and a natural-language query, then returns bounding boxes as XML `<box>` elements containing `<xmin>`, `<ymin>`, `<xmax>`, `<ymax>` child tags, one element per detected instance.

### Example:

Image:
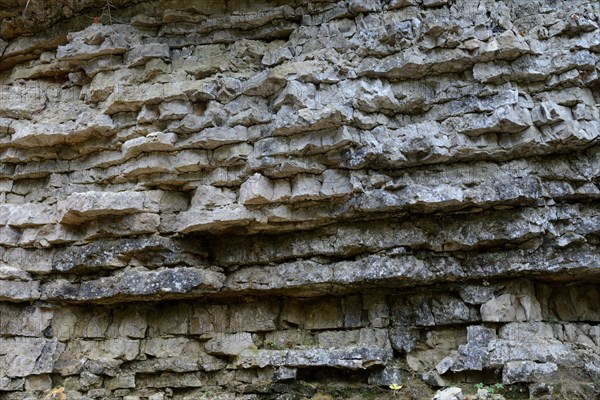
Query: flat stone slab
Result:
<box><xmin>233</xmin><ymin>347</ymin><xmax>393</xmax><ymax>370</ymax></box>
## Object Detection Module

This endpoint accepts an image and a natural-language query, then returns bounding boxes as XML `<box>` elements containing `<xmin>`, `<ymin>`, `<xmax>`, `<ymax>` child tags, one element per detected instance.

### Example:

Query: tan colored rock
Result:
<box><xmin>1</xmin><ymin>203</ymin><xmax>58</xmax><ymax>227</ymax></box>
<box><xmin>59</xmin><ymin>191</ymin><xmax>157</xmax><ymax>224</ymax></box>
<box><xmin>317</xmin><ymin>329</ymin><xmax>390</xmax><ymax>349</ymax></box>
<box><xmin>0</xmin><ymin>303</ymin><xmax>51</xmax><ymax>336</ymax></box>
<box><xmin>105</xmin><ymin>372</ymin><xmax>135</xmax><ymax>390</ymax></box>
<box><xmin>143</xmin><ymin>337</ymin><xmax>203</xmax><ymax>358</ymax></box>
<box><xmin>122</xmin><ymin>132</ymin><xmax>177</xmax><ymax>159</ymax></box>
<box><xmin>320</xmin><ymin>169</ymin><xmax>352</xmax><ymax>197</ymax></box>
<box><xmin>205</xmin><ymin>333</ymin><xmax>254</xmax><ymax>356</ymax></box>
<box><xmin>481</xmin><ymin>281</ymin><xmax>542</xmax><ymax>322</ymax></box>
<box><xmin>56</xmin><ymin>24</ymin><xmax>138</xmax><ymax>61</ymax></box>
<box><xmin>1</xmin><ymin>338</ymin><xmax>62</xmax><ymax>378</ymax></box>
<box><xmin>0</xmin><ymin>83</ymin><xmax>47</xmax><ymax>118</ymax></box>
<box><xmin>104</xmin><ymin>80</ymin><xmax>216</xmax><ymax>114</ymax></box>
<box><xmin>190</xmin><ymin>305</ymin><xmax>229</xmax><ymax>335</ymax></box>
<box><xmin>8</xmin><ymin>112</ymin><xmax>114</xmax><ymax>147</ymax></box>
<box><xmin>159</xmin><ymin>100</ymin><xmax>192</xmax><ymax>120</ymax></box>
<box><xmin>25</xmin><ymin>374</ymin><xmax>52</xmax><ymax>391</ymax></box>
<box><xmin>107</xmin><ymin>309</ymin><xmax>147</xmax><ymax>339</ymax></box>
<box><xmin>282</xmin><ymin>298</ymin><xmax>344</xmax><ymax>330</ymax></box>
<box><xmin>290</xmin><ymin>173</ymin><xmax>321</xmax><ymax>201</ymax></box>
<box><xmin>0</xmin><ymin>280</ymin><xmax>40</xmax><ymax>301</ymax></box>
<box><xmin>229</xmin><ymin>301</ymin><xmax>278</xmax><ymax>332</ymax></box>
<box><xmin>125</xmin><ymin>43</ymin><xmax>170</xmax><ymax>67</ymax></box>
<box><xmin>239</xmin><ymin>173</ymin><xmax>274</xmax><ymax>205</ymax></box>
<box><xmin>191</xmin><ymin>185</ymin><xmax>236</xmax><ymax>209</ymax></box>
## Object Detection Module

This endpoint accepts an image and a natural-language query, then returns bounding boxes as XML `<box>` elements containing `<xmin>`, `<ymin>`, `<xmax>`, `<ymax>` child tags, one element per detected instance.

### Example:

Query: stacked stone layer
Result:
<box><xmin>0</xmin><ymin>0</ymin><xmax>599</xmax><ymax>398</ymax></box>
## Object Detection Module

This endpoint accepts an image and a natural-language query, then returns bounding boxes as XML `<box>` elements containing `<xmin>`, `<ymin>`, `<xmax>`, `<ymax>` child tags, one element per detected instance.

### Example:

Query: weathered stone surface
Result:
<box><xmin>0</xmin><ymin>83</ymin><xmax>46</xmax><ymax>119</ymax></box>
<box><xmin>502</xmin><ymin>361</ymin><xmax>558</xmax><ymax>384</ymax></box>
<box><xmin>42</xmin><ymin>267</ymin><xmax>225</xmax><ymax>303</ymax></box>
<box><xmin>229</xmin><ymin>302</ymin><xmax>278</xmax><ymax>332</ymax></box>
<box><xmin>391</xmin><ymin>293</ymin><xmax>479</xmax><ymax>327</ymax></box>
<box><xmin>238</xmin><ymin>174</ymin><xmax>274</xmax><ymax>205</ymax></box>
<box><xmin>125</xmin><ymin>43</ymin><xmax>170</xmax><ymax>67</ymax></box>
<box><xmin>282</xmin><ymin>298</ymin><xmax>344</xmax><ymax>330</ymax></box>
<box><xmin>0</xmin><ymin>304</ymin><xmax>52</xmax><ymax>336</ymax></box>
<box><xmin>56</xmin><ymin>25</ymin><xmax>138</xmax><ymax>61</ymax></box>
<box><xmin>104</xmin><ymin>80</ymin><xmax>216</xmax><ymax>114</ymax></box>
<box><xmin>54</xmin><ymin>338</ymin><xmax>138</xmax><ymax>376</ymax></box>
<box><xmin>159</xmin><ymin>100</ymin><xmax>192</xmax><ymax>120</ymax></box>
<box><xmin>59</xmin><ymin>191</ymin><xmax>159</xmax><ymax>224</ymax></box>
<box><xmin>3</xmin><ymin>110</ymin><xmax>115</xmax><ymax>148</ymax></box>
<box><xmin>480</xmin><ymin>281</ymin><xmax>542</xmax><ymax>322</ymax></box>
<box><xmin>368</xmin><ymin>365</ymin><xmax>403</xmax><ymax>386</ymax></box>
<box><xmin>1</xmin><ymin>203</ymin><xmax>59</xmax><ymax>227</ymax></box>
<box><xmin>233</xmin><ymin>347</ymin><xmax>392</xmax><ymax>370</ymax></box>
<box><xmin>1</xmin><ymin>0</ymin><xmax>600</xmax><ymax>398</ymax></box>
<box><xmin>205</xmin><ymin>333</ymin><xmax>255</xmax><ymax>356</ymax></box>
<box><xmin>389</xmin><ymin>327</ymin><xmax>419</xmax><ymax>353</ymax></box>
<box><xmin>316</xmin><ymin>329</ymin><xmax>390</xmax><ymax>350</ymax></box>
<box><xmin>122</xmin><ymin>132</ymin><xmax>177</xmax><ymax>159</ymax></box>
<box><xmin>0</xmin><ymin>338</ymin><xmax>63</xmax><ymax>378</ymax></box>
<box><xmin>0</xmin><ymin>280</ymin><xmax>41</xmax><ymax>301</ymax></box>
<box><xmin>433</xmin><ymin>387</ymin><xmax>463</xmax><ymax>400</ymax></box>
<box><xmin>436</xmin><ymin>318</ymin><xmax>600</xmax><ymax>385</ymax></box>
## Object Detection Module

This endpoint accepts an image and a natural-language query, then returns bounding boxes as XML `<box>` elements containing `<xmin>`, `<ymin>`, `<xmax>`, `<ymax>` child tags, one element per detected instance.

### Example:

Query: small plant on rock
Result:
<box><xmin>264</xmin><ymin>340</ymin><xmax>283</xmax><ymax>350</ymax></box>
<box><xmin>474</xmin><ymin>382</ymin><xmax>505</xmax><ymax>397</ymax></box>
<box><xmin>46</xmin><ymin>387</ymin><xmax>66</xmax><ymax>400</ymax></box>
<box><xmin>389</xmin><ymin>383</ymin><xmax>403</xmax><ymax>399</ymax></box>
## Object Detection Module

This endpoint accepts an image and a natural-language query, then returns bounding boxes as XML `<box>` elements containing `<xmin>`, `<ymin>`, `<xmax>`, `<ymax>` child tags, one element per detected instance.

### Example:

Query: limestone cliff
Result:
<box><xmin>0</xmin><ymin>0</ymin><xmax>599</xmax><ymax>399</ymax></box>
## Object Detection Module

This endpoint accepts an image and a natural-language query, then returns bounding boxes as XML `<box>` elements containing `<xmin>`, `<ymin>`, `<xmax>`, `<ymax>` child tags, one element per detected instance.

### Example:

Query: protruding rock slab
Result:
<box><xmin>233</xmin><ymin>348</ymin><xmax>393</xmax><ymax>370</ymax></box>
<box><xmin>59</xmin><ymin>191</ymin><xmax>159</xmax><ymax>224</ymax></box>
<box><xmin>42</xmin><ymin>267</ymin><xmax>225</xmax><ymax>303</ymax></box>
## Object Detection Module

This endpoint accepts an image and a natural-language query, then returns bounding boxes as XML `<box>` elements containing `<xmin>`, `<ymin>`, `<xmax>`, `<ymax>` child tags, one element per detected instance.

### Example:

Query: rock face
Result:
<box><xmin>0</xmin><ymin>0</ymin><xmax>599</xmax><ymax>399</ymax></box>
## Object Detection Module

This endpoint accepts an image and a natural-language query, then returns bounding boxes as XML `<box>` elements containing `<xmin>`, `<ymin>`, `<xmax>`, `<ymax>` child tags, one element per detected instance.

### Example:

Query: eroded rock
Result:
<box><xmin>0</xmin><ymin>0</ymin><xmax>599</xmax><ymax>398</ymax></box>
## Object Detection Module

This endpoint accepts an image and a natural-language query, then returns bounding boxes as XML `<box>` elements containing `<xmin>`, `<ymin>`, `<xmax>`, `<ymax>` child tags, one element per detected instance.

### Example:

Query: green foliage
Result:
<box><xmin>474</xmin><ymin>382</ymin><xmax>505</xmax><ymax>395</ymax></box>
<box><xmin>264</xmin><ymin>341</ymin><xmax>283</xmax><ymax>350</ymax></box>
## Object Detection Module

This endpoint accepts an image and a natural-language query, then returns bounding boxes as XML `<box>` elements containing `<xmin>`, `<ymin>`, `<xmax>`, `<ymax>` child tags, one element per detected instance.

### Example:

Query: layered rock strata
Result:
<box><xmin>0</xmin><ymin>0</ymin><xmax>599</xmax><ymax>399</ymax></box>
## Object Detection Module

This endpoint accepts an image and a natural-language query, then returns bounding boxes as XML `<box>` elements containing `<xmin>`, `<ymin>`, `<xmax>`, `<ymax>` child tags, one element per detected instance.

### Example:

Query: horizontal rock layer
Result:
<box><xmin>0</xmin><ymin>0</ymin><xmax>599</xmax><ymax>399</ymax></box>
<box><xmin>0</xmin><ymin>281</ymin><xmax>599</xmax><ymax>398</ymax></box>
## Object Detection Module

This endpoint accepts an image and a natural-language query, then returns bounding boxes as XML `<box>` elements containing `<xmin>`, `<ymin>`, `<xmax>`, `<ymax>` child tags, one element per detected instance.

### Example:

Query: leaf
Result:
<box><xmin>389</xmin><ymin>384</ymin><xmax>403</xmax><ymax>390</ymax></box>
